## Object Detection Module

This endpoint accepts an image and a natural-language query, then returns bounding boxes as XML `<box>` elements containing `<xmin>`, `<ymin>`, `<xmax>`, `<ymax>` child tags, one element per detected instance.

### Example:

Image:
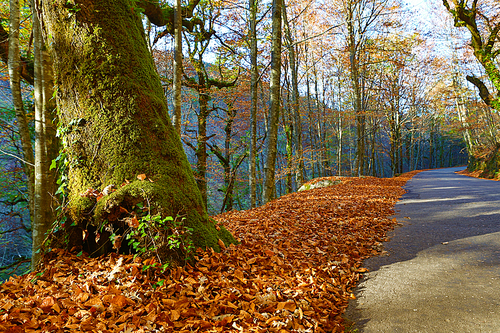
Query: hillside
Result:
<box><xmin>0</xmin><ymin>172</ymin><xmax>420</xmax><ymax>332</ymax></box>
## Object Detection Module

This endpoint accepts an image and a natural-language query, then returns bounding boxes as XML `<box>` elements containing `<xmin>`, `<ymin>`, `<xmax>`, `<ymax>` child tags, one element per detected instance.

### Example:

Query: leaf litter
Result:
<box><xmin>0</xmin><ymin>171</ymin><xmax>420</xmax><ymax>332</ymax></box>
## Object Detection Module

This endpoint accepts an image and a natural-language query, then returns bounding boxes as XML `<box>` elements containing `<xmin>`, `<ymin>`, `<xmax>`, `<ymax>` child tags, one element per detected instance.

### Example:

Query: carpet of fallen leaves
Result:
<box><xmin>456</xmin><ymin>168</ymin><xmax>499</xmax><ymax>180</ymax></box>
<box><xmin>0</xmin><ymin>172</ymin><xmax>420</xmax><ymax>333</ymax></box>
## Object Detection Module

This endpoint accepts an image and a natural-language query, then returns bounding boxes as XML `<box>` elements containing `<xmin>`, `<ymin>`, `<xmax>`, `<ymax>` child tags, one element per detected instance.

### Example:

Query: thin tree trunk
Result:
<box><xmin>172</xmin><ymin>0</ymin><xmax>182</xmax><ymax>135</ymax></box>
<box><xmin>282</xmin><ymin>2</ymin><xmax>304</xmax><ymax>187</ymax></box>
<box><xmin>262</xmin><ymin>0</ymin><xmax>282</xmax><ymax>203</ymax></box>
<box><xmin>9</xmin><ymin>0</ymin><xmax>35</xmax><ymax>224</ymax></box>
<box><xmin>249</xmin><ymin>0</ymin><xmax>258</xmax><ymax>207</ymax></box>
<box><xmin>31</xmin><ymin>0</ymin><xmax>49</xmax><ymax>270</ymax></box>
<box><xmin>195</xmin><ymin>89</ymin><xmax>210</xmax><ymax>208</ymax></box>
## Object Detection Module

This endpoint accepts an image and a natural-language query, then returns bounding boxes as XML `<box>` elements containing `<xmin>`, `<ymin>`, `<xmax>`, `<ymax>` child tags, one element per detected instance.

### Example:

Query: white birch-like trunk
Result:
<box><xmin>31</xmin><ymin>2</ymin><xmax>49</xmax><ymax>269</ymax></box>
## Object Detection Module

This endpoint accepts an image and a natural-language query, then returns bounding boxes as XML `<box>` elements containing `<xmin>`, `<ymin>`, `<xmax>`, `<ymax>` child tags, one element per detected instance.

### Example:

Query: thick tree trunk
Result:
<box><xmin>40</xmin><ymin>0</ymin><xmax>234</xmax><ymax>257</ymax></box>
<box><xmin>262</xmin><ymin>0</ymin><xmax>282</xmax><ymax>204</ymax></box>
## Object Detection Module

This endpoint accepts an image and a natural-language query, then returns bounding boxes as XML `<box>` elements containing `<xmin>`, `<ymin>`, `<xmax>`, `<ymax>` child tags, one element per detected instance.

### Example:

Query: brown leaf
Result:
<box><xmin>125</xmin><ymin>216</ymin><xmax>139</xmax><ymax>228</ymax></box>
<box><xmin>218</xmin><ymin>239</ymin><xmax>226</xmax><ymax>251</ymax></box>
<box><xmin>112</xmin><ymin>235</ymin><xmax>122</xmax><ymax>250</ymax></box>
<box><xmin>39</xmin><ymin>296</ymin><xmax>55</xmax><ymax>312</ymax></box>
<box><xmin>110</xmin><ymin>295</ymin><xmax>130</xmax><ymax>308</ymax></box>
<box><xmin>170</xmin><ymin>309</ymin><xmax>181</xmax><ymax>321</ymax></box>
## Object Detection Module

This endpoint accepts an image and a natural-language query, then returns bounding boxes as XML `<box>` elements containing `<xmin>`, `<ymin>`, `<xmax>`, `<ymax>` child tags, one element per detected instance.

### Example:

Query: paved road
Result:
<box><xmin>345</xmin><ymin>167</ymin><xmax>500</xmax><ymax>332</ymax></box>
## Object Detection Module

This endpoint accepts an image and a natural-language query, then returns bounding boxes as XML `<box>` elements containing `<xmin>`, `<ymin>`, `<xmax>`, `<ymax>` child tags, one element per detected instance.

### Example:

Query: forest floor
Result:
<box><xmin>456</xmin><ymin>167</ymin><xmax>500</xmax><ymax>180</ymax></box>
<box><xmin>0</xmin><ymin>171</ymin><xmax>420</xmax><ymax>332</ymax></box>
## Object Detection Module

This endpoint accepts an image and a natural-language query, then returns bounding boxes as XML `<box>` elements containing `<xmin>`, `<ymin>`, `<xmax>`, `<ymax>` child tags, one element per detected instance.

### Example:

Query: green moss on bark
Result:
<box><xmin>41</xmin><ymin>0</ymin><xmax>235</xmax><ymax>256</ymax></box>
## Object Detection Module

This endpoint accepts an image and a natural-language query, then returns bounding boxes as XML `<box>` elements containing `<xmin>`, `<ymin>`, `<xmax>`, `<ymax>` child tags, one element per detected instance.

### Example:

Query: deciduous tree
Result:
<box><xmin>39</xmin><ymin>0</ymin><xmax>235</xmax><ymax>260</ymax></box>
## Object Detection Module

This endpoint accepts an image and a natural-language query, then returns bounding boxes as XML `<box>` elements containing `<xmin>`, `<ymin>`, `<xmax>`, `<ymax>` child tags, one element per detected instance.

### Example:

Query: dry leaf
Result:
<box><xmin>218</xmin><ymin>239</ymin><xmax>226</xmax><ymax>251</ymax></box>
<box><xmin>137</xmin><ymin>174</ymin><xmax>146</xmax><ymax>181</ymax></box>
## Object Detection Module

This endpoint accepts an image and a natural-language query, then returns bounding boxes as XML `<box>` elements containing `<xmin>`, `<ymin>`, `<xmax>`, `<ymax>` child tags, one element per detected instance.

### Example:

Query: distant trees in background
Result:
<box><xmin>154</xmin><ymin>0</ymin><xmax>472</xmax><ymax>213</ymax></box>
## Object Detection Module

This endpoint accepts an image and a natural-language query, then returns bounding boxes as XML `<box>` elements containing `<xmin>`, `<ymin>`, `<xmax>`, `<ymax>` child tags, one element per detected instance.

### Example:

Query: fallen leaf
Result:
<box><xmin>218</xmin><ymin>239</ymin><xmax>226</xmax><ymax>251</ymax></box>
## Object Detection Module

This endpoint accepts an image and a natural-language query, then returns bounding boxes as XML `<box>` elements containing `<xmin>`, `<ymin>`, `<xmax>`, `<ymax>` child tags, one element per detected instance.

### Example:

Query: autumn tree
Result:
<box><xmin>443</xmin><ymin>0</ymin><xmax>500</xmax><ymax>111</ymax></box>
<box><xmin>181</xmin><ymin>0</ymin><xmax>238</xmax><ymax>209</ymax></box>
<box><xmin>38</xmin><ymin>0</ymin><xmax>235</xmax><ymax>263</ymax></box>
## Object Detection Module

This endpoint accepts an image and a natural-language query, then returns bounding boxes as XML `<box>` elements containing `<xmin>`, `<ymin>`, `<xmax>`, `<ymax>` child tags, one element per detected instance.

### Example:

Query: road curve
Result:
<box><xmin>345</xmin><ymin>167</ymin><xmax>500</xmax><ymax>332</ymax></box>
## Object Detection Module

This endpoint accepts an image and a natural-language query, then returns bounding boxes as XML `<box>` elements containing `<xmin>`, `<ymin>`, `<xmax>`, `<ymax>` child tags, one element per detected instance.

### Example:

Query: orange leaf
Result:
<box><xmin>110</xmin><ymin>295</ymin><xmax>130</xmax><ymax>308</ymax></box>
<box><xmin>233</xmin><ymin>269</ymin><xmax>246</xmax><ymax>283</ymax></box>
<box><xmin>39</xmin><ymin>296</ymin><xmax>55</xmax><ymax>312</ymax></box>
<box><xmin>125</xmin><ymin>216</ymin><xmax>139</xmax><ymax>228</ymax></box>
<box><xmin>264</xmin><ymin>249</ymin><xmax>274</xmax><ymax>257</ymax></box>
<box><xmin>170</xmin><ymin>309</ymin><xmax>181</xmax><ymax>321</ymax></box>
<box><xmin>218</xmin><ymin>239</ymin><xmax>226</xmax><ymax>251</ymax></box>
<box><xmin>137</xmin><ymin>174</ymin><xmax>146</xmax><ymax>181</ymax></box>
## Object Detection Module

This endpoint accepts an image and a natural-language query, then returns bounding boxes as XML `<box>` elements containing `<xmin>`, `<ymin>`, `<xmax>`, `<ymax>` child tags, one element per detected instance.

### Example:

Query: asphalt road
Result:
<box><xmin>345</xmin><ymin>167</ymin><xmax>500</xmax><ymax>332</ymax></box>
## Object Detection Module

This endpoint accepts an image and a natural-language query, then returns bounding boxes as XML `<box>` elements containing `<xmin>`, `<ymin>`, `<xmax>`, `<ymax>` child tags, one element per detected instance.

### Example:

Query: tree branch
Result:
<box><xmin>466</xmin><ymin>75</ymin><xmax>493</xmax><ymax>106</ymax></box>
<box><xmin>137</xmin><ymin>0</ymin><xmax>214</xmax><ymax>42</ymax></box>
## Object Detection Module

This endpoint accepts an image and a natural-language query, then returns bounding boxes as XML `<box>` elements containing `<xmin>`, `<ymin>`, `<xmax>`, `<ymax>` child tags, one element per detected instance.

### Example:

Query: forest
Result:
<box><xmin>0</xmin><ymin>0</ymin><xmax>499</xmax><ymax>312</ymax></box>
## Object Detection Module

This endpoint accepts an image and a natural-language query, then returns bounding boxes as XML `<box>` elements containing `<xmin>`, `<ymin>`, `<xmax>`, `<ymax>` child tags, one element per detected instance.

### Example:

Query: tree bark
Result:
<box><xmin>172</xmin><ymin>0</ymin><xmax>183</xmax><ymax>135</ymax></box>
<box><xmin>262</xmin><ymin>0</ymin><xmax>282</xmax><ymax>204</ymax></box>
<box><xmin>282</xmin><ymin>2</ymin><xmax>304</xmax><ymax>187</ymax></box>
<box><xmin>8</xmin><ymin>0</ymin><xmax>35</xmax><ymax>226</ymax></box>
<box><xmin>40</xmin><ymin>0</ymin><xmax>234</xmax><ymax>257</ymax></box>
<box><xmin>248</xmin><ymin>0</ymin><xmax>258</xmax><ymax>208</ymax></box>
<box><xmin>31</xmin><ymin>0</ymin><xmax>49</xmax><ymax>270</ymax></box>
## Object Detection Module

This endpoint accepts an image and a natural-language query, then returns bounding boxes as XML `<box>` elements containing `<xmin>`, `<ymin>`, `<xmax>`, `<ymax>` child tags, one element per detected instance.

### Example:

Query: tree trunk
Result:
<box><xmin>31</xmin><ymin>1</ymin><xmax>49</xmax><ymax>269</ymax></box>
<box><xmin>282</xmin><ymin>2</ymin><xmax>304</xmax><ymax>187</ymax></box>
<box><xmin>9</xmin><ymin>0</ymin><xmax>35</xmax><ymax>226</ymax></box>
<box><xmin>195</xmin><ymin>83</ymin><xmax>210</xmax><ymax>208</ymax></box>
<box><xmin>262</xmin><ymin>0</ymin><xmax>282</xmax><ymax>204</ymax></box>
<box><xmin>40</xmin><ymin>0</ymin><xmax>234</xmax><ymax>257</ymax></box>
<box><xmin>172</xmin><ymin>0</ymin><xmax>183</xmax><ymax>135</ymax></box>
<box><xmin>249</xmin><ymin>0</ymin><xmax>258</xmax><ymax>208</ymax></box>
<box><xmin>346</xmin><ymin>4</ymin><xmax>365</xmax><ymax>176</ymax></box>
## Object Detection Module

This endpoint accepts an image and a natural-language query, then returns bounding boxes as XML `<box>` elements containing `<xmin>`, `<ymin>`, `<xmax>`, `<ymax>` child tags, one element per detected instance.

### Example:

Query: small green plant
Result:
<box><xmin>126</xmin><ymin>214</ymin><xmax>195</xmax><ymax>274</ymax></box>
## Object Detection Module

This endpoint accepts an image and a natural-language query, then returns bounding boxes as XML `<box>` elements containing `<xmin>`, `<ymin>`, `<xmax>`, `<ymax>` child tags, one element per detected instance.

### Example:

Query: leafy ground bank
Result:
<box><xmin>0</xmin><ymin>172</ymin><xmax>420</xmax><ymax>332</ymax></box>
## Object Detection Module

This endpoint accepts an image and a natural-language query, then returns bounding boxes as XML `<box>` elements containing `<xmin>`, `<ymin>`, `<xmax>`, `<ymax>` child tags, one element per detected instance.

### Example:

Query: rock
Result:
<box><xmin>298</xmin><ymin>179</ymin><xmax>340</xmax><ymax>192</ymax></box>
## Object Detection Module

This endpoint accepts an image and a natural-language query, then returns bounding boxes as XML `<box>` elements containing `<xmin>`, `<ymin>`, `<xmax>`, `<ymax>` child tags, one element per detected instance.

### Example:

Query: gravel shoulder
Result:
<box><xmin>345</xmin><ymin>167</ymin><xmax>500</xmax><ymax>332</ymax></box>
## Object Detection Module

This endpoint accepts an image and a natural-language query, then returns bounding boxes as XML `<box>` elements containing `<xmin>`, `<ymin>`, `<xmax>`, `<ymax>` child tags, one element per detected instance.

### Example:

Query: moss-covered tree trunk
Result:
<box><xmin>39</xmin><ymin>0</ymin><xmax>234</xmax><ymax>258</ymax></box>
